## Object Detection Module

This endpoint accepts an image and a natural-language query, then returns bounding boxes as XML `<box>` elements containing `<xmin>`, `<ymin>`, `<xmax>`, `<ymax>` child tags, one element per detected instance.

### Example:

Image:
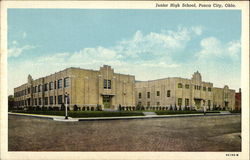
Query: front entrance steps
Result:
<box><xmin>103</xmin><ymin>108</ymin><xmax>118</xmax><ymax>112</ymax></box>
<box><xmin>220</xmin><ymin>111</ymin><xmax>231</xmax><ymax>114</ymax></box>
<box><xmin>143</xmin><ymin>112</ymin><xmax>157</xmax><ymax>116</ymax></box>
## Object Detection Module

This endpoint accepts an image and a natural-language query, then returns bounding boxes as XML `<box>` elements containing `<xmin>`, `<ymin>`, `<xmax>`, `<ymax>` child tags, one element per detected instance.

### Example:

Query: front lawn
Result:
<box><xmin>11</xmin><ymin>110</ymin><xmax>144</xmax><ymax>118</ymax></box>
<box><xmin>155</xmin><ymin>110</ymin><xmax>220</xmax><ymax>115</ymax></box>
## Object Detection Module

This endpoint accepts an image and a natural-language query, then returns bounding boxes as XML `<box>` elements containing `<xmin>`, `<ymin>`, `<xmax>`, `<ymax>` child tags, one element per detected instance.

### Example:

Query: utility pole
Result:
<box><xmin>65</xmin><ymin>92</ymin><xmax>68</xmax><ymax>119</ymax></box>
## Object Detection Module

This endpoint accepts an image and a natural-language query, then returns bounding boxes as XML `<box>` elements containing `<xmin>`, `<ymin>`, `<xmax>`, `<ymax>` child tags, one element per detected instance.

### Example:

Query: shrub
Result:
<box><xmin>73</xmin><ymin>105</ymin><xmax>78</xmax><ymax>111</ymax></box>
<box><xmin>118</xmin><ymin>104</ymin><xmax>122</xmax><ymax>111</ymax></box>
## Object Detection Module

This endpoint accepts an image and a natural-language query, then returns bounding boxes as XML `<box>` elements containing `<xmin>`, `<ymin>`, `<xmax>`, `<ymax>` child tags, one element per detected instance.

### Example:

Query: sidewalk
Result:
<box><xmin>9</xmin><ymin>111</ymin><xmax>239</xmax><ymax>122</ymax></box>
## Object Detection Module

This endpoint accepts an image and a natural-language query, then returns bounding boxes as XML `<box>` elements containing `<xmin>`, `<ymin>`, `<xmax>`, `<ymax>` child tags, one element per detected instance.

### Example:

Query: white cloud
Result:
<box><xmin>22</xmin><ymin>32</ymin><xmax>27</xmax><ymax>39</ymax></box>
<box><xmin>8</xmin><ymin>44</ymin><xmax>36</xmax><ymax>58</ymax></box>
<box><xmin>196</xmin><ymin>37</ymin><xmax>241</xmax><ymax>60</ymax></box>
<box><xmin>191</xmin><ymin>26</ymin><xmax>203</xmax><ymax>35</ymax></box>
<box><xmin>8</xmin><ymin>26</ymin><xmax>241</xmax><ymax>94</ymax></box>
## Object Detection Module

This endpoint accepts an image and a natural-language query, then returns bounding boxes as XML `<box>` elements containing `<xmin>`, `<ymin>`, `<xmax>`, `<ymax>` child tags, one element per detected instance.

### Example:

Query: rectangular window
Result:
<box><xmin>64</xmin><ymin>77</ymin><xmax>70</xmax><ymax>88</ymax></box>
<box><xmin>104</xmin><ymin>79</ymin><xmax>111</xmax><ymax>89</ymax></box>
<box><xmin>58</xmin><ymin>79</ymin><xmax>62</xmax><ymax>89</ymax></box>
<box><xmin>157</xmin><ymin>91</ymin><xmax>160</xmax><ymax>96</ymax></box>
<box><xmin>178</xmin><ymin>98</ymin><xmax>182</xmax><ymax>106</ymax></box>
<box><xmin>28</xmin><ymin>88</ymin><xmax>30</xmax><ymax>94</ymax></box>
<box><xmin>54</xmin><ymin>81</ymin><xmax>57</xmax><ymax>89</ymax></box>
<box><xmin>38</xmin><ymin>98</ymin><xmax>41</xmax><ymax>105</ymax></box>
<box><xmin>35</xmin><ymin>86</ymin><xmax>37</xmax><ymax>93</ymax></box>
<box><xmin>208</xmin><ymin>87</ymin><xmax>212</xmax><ymax>92</ymax></box>
<box><xmin>147</xmin><ymin>101</ymin><xmax>150</xmax><ymax>107</ymax></box>
<box><xmin>49</xmin><ymin>96</ymin><xmax>53</xmax><ymax>105</ymax></box>
<box><xmin>203</xmin><ymin>87</ymin><xmax>206</xmax><ymax>91</ymax></box>
<box><xmin>44</xmin><ymin>83</ymin><xmax>48</xmax><ymax>91</ymax></box>
<box><xmin>139</xmin><ymin>92</ymin><xmax>142</xmax><ymax>99</ymax></box>
<box><xmin>185</xmin><ymin>84</ymin><xmax>189</xmax><ymax>89</ymax></box>
<box><xmin>49</xmin><ymin>82</ymin><xmax>54</xmax><ymax>90</ymax></box>
<box><xmin>157</xmin><ymin>102</ymin><xmax>160</xmax><ymax>106</ymax></box>
<box><xmin>34</xmin><ymin>99</ymin><xmax>37</xmax><ymax>105</ymax></box>
<box><xmin>147</xmin><ymin>92</ymin><xmax>150</xmax><ymax>98</ymax></box>
<box><xmin>54</xmin><ymin>96</ymin><xmax>57</xmax><ymax>104</ymax></box>
<box><xmin>198</xmin><ymin>86</ymin><xmax>201</xmax><ymax>90</ymax></box>
<box><xmin>167</xmin><ymin>90</ymin><xmax>171</xmax><ymax>97</ymax></box>
<box><xmin>44</xmin><ymin>97</ymin><xmax>48</xmax><ymax>105</ymax></box>
<box><xmin>58</xmin><ymin>95</ymin><xmax>63</xmax><ymax>104</ymax></box>
<box><xmin>185</xmin><ymin>98</ymin><xmax>189</xmax><ymax>106</ymax></box>
<box><xmin>178</xmin><ymin>83</ymin><xmax>183</xmax><ymax>88</ymax></box>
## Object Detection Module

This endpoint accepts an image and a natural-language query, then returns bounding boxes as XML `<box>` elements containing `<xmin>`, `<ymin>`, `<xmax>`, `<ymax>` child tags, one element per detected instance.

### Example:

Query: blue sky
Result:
<box><xmin>8</xmin><ymin>9</ymin><xmax>241</xmax><ymax>95</ymax></box>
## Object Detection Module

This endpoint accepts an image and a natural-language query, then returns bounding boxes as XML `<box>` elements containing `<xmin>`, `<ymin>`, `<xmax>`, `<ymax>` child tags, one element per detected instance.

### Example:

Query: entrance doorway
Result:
<box><xmin>194</xmin><ymin>99</ymin><xmax>202</xmax><ymax>109</ymax></box>
<box><xmin>103</xmin><ymin>95</ymin><xmax>111</xmax><ymax>108</ymax></box>
<box><xmin>224</xmin><ymin>101</ymin><xmax>229</xmax><ymax>110</ymax></box>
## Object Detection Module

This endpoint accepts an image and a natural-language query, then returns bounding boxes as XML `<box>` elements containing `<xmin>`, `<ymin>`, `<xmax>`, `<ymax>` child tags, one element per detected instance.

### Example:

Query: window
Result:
<box><xmin>198</xmin><ymin>86</ymin><xmax>201</xmax><ymax>90</ymax></box>
<box><xmin>138</xmin><ymin>92</ymin><xmax>142</xmax><ymax>99</ymax></box>
<box><xmin>157</xmin><ymin>102</ymin><xmax>160</xmax><ymax>106</ymax></box>
<box><xmin>54</xmin><ymin>81</ymin><xmax>57</xmax><ymax>89</ymax></box>
<box><xmin>28</xmin><ymin>88</ymin><xmax>30</xmax><ymax>94</ymax></box>
<box><xmin>54</xmin><ymin>96</ymin><xmax>57</xmax><ymax>104</ymax></box>
<box><xmin>194</xmin><ymin>85</ymin><xmax>197</xmax><ymax>90</ymax></box>
<box><xmin>58</xmin><ymin>79</ymin><xmax>62</xmax><ymax>89</ymax></box>
<box><xmin>38</xmin><ymin>85</ymin><xmax>42</xmax><ymax>92</ymax></box>
<box><xmin>147</xmin><ymin>92</ymin><xmax>150</xmax><ymax>98</ymax></box>
<box><xmin>185</xmin><ymin>84</ymin><xmax>189</xmax><ymax>89</ymax></box>
<box><xmin>203</xmin><ymin>87</ymin><xmax>206</xmax><ymax>91</ymax></box>
<box><xmin>185</xmin><ymin>98</ymin><xmax>189</xmax><ymax>106</ymax></box>
<box><xmin>208</xmin><ymin>87</ymin><xmax>212</xmax><ymax>92</ymax></box>
<box><xmin>178</xmin><ymin>83</ymin><xmax>183</xmax><ymax>88</ymax></box>
<box><xmin>44</xmin><ymin>83</ymin><xmax>48</xmax><ymax>91</ymax></box>
<box><xmin>58</xmin><ymin>95</ymin><xmax>63</xmax><ymax>104</ymax></box>
<box><xmin>147</xmin><ymin>101</ymin><xmax>150</xmax><ymax>107</ymax></box>
<box><xmin>167</xmin><ymin>90</ymin><xmax>171</xmax><ymax>97</ymax></box>
<box><xmin>49</xmin><ymin>96</ymin><xmax>53</xmax><ymax>105</ymax></box>
<box><xmin>104</xmin><ymin>79</ymin><xmax>111</xmax><ymax>89</ymax></box>
<box><xmin>44</xmin><ymin>97</ymin><xmax>48</xmax><ymax>105</ymax></box>
<box><xmin>38</xmin><ymin>98</ymin><xmax>41</xmax><ymax>105</ymax></box>
<box><xmin>34</xmin><ymin>99</ymin><xmax>37</xmax><ymax>105</ymax></box>
<box><xmin>64</xmin><ymin>77</ymin><xmax>70</xmax><ymax>88</ymax></box>
<box><xmin>225</xmin><ymin>93</ymin><xmax>228</xmax><ymax>99</ymax></box>
<box><xmin>49</xmin><ymin>82</ymin><xmax>54</xmax><ymax>90</ymax></box>
<box><xmin>34</xmin><ymin>86</ymin><xmax>37</xmax><ymax>93</ymax></box>
<box><xmin>157</xmin><ymin>91</ymin><xmax>160</xmax><ymax>96</ymax></box>
<box><xmin>178</xmin><ymin>98</ymin><xmax>182</xmax><ymax>106</ymax></box>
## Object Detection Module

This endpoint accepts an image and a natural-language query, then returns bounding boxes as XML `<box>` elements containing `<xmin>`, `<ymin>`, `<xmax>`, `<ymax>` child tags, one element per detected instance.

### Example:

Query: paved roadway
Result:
<box><xmin>8</xmin><ymin>114</ymin><xmax>241</xmax><ymax>151</ymax></box>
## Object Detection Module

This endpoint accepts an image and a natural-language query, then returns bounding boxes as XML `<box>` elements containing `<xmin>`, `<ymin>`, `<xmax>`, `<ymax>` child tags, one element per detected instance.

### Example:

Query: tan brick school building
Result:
<box><xmin>135</xmin><ymin>71</ymin><xmax>235</xmax><ymax>111</ymax></box>
<box><xmin>14</xmin><ymin>66</ymin><xmax>236</xmax><ymax>111</ymax></box>
<box><xmin>14</xmin><ymin>65</ymin><xmax>135</xmax><ymax>110</ymax></box>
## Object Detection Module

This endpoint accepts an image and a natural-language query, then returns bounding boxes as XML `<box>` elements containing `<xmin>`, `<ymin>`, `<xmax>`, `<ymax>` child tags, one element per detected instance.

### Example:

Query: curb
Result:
<box><xmin>8</xmin><ymin>112</ymin><xmax>241</xmax><ymax>122</ymax></box>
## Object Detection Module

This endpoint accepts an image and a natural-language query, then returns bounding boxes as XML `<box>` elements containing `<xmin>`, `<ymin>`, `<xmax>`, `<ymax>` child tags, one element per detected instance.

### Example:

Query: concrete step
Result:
<box><xmin>103</xmin><ymin>109</ymin><xmax>118</xmax><ymax>112</ymax></box>
<box><xmin>220</xmin><ymin>111</ymin><xmax>231</xmax><ymax>114</ymax></box>
<box><xmin>143</xmin><ymin>112</ymin><xmax>157</xmax><ymax>116</ymax></box>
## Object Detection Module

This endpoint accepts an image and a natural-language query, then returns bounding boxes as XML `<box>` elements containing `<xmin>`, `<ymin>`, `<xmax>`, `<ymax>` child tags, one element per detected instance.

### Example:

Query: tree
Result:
<box><xmin>8</xmin><ymin>95</ymin><xmax>15</xmax><ymax>111</ymax></box>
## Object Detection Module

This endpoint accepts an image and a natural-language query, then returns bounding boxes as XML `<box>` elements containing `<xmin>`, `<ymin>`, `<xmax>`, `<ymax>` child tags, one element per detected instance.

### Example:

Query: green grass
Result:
<box><xmin>154</xmin><ymin>110</ymin><xmax>220</xmax><ymax>115</ymax></box>
<box><xmin>230</xmin><ymin>110</ymin><xmax>241</xmax><ymax>113</ymax></box>
<box><xmin>11</xmin><ymin>110</ymin><xmax>144</xmax><ymax>118</ymax></box>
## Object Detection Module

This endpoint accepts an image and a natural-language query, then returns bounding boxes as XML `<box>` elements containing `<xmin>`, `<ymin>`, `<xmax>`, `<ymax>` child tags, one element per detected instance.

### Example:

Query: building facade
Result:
<box><xmin>235</xmin><ymin>88</ymin><xmax>241</xmax><ymax>111</ymax></box>
<box><xmin>135</xmin><ymin>71</ymin><xmax>235</xmax><ymax>111</ymax></box>
<box><xmin>14</xmin><ymin>65</ymin><xmax>135</xmax><ymax>110</ymax></box>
